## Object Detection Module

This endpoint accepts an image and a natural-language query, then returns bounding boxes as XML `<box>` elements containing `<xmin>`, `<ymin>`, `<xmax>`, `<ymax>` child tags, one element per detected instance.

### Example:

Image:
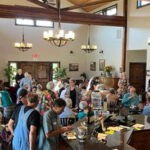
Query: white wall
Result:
<box><xmin>126</xmin><ymin>50</ymin><xmax>147</xmax><ymax>79</ymax></box>
<box><xmin>0</xmin><ymin>18</ymin><xmax>87</xmax><ymax>81</ymax></box>
<box><xmin>85</xmin><ymin>25</ymin><xmax>123</xmax><ymax>78</ymax></box>
<box><xmin>127</xmin><ymin>0</ymin><xmax>150</xmax><ymax>50</ymax></box>
<box><xmin>126</xmin><ymin>0</ymin><xmax>150</xmax><ymax>89</ymax></box>
<box><xmin>85</xmin><ymin>0</ymin><xmax>124</xmax><ymax>79</ymax></box>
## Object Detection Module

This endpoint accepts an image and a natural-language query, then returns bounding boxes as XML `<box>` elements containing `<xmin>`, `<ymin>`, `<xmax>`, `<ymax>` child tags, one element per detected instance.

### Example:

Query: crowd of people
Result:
<box><xmin>0</xmin><ymin>69</ymin><xmax>150</xmax><ymax>150</ymax></box>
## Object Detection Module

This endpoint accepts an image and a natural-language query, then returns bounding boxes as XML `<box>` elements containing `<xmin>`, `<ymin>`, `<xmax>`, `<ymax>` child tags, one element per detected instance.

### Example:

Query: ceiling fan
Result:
<box><xmin>38</xmin><ymin>0</ymin><xmax>56</xmax><ymax>6</ymax></box>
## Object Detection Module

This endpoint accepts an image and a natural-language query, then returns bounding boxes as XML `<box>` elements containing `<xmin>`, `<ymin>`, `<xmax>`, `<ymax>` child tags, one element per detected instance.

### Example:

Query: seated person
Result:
<box><xmin>122</xmin><ymin>87</ymin><xmax>139</xmax><ymax>108</ymax></box>
<box><xmin>78</xmin><ymin>101</ymin><xmax>88</xmax><ymax>119</ymax></box>
<box><xmin>59</xmin><ymin>98</ymin><xmax>75</xmax><ymax>118</ymax></box>
<box><xmin>107</xmin><ymin>88</ymin><xmax>118</xmax><ymax>105</ymax></box>
<box><xmin>143</xmin><ymin>96</ymin><xmax>150</xmax><ymax>115</ymax></box>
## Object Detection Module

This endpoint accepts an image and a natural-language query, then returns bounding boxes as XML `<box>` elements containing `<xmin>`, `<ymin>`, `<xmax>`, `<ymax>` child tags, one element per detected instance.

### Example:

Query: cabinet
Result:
<box><xmin>99</xmin><ymin>77</ymin><xmax>119</xmax><ymax>90</ymax></box>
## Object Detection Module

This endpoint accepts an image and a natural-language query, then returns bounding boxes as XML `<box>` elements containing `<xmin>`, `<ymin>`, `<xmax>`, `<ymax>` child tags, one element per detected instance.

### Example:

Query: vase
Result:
<box><xmin>106</xmin><ymin>71</ymin><xmax>111</xmax><ymax>77</ymax></box>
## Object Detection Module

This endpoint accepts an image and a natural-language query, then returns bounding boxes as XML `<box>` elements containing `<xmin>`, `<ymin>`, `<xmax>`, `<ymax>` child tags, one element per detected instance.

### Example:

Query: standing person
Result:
<box><xmin>37</xmin><ymin>98</ymin><xmax>73</xmax><ymax>150</ymax></box>
<box><xmin>65</xmin><ymin>79</ymin><xmax>79</xmax><ymax>108</ymax></box>
<box><xmin>8</xmin><ymin>88</ymin><xmax>28</xmax><ymax>133</ymax></box>
<box><xmin>15</xmin><ymin>69</ymin><xmax>24</xmax><ymax>89</ymax></box>
<box><xmin>20</xmin><ymin>72</ymin><xmax>32</xmax><ymax>91</ymax></box>
<box><xmin>0</xmin><ymin>84</ymin><xmax>14</xmax><ymax>122</ymax></box>
<box><xmin>12</xmin><ymin>94</ymin><xmax>40</xmax><ymax>150</ymax></box>
<box><xmin>118</xmin><ymin>72</ymin><xmax>129</xmax><ymax>93</ymax></box>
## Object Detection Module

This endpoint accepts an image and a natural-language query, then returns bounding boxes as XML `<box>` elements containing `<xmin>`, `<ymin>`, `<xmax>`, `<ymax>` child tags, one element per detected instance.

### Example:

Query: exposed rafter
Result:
<box><xmin>0</xmin><ymin>5</ymin><xmax>125</xmax><ymax>27</ymax></box>
<box><xmin>27</xmin><ymin>0</ymin><xmax>57</xmax><ymax>10</ymax></box>
<box><xmin>62</xmin><ymin>0</ymin><xmax>118</xmax><ymax>11</ymax></box>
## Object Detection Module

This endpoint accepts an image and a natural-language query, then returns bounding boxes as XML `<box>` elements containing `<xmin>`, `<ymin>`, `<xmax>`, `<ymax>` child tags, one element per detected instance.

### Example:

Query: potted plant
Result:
<box><xmin>104</xmin><ymin>65</ymin><xmax>113</xmax><ymax>77</ymax></box>
<box><xmin>4</xmin><ymin>63</ymin><xmax>17</xmax><ymax>85</ymax></box>
<box><xmin>53</xmin><ymin>67</ymin><xmax>67</xmax><ymax>80</ymax></box>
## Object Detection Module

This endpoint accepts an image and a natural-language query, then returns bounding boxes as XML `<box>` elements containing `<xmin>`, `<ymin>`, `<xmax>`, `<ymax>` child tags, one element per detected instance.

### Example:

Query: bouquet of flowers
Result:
<box><xmin>104</xmin><ymin>65</ymin><xmax>113</xmax><ymax>73</ymax></box>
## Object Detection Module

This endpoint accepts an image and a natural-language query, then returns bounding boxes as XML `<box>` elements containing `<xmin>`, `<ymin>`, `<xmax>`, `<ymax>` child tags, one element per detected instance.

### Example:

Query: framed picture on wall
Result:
<box><xmin>99</xmin><ymin>59</ymin><xmax>105</xmax><ymax>71</ymax></box>
<box><xmin>69</xmin><ymin>63</ymin><xmax>79</xmax><ymax>71</ymax></box>
<box><xmin>90</xmin><ymin>62</ymin><xmax>96</xmax><ymax>71</ymax></box>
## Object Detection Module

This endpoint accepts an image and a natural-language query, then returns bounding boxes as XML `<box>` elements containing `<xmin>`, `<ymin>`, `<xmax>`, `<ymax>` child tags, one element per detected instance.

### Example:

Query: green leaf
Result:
<box><xmin>53</xmin><ymin>67</ymin><xmax>67</xmax><ymax>80</ymax></box>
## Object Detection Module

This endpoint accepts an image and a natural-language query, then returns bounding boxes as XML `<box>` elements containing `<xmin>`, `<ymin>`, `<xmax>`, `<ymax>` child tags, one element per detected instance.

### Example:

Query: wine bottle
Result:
<box><xmin>87</xmin><ymin>104</ymin><xmax>94</xmax><ymax>124</ymax></box>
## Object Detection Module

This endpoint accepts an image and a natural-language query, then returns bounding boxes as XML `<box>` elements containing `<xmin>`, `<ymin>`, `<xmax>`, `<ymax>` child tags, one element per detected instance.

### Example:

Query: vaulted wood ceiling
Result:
<box><xmin>67</xmin><ymin>0</ymin><xmax>118</xmax><ymax>12</ymax></box>
<box><xmin>0</xmin><ymin>0</ymin><xmax>126</xmax><ymax>27</ymax></box>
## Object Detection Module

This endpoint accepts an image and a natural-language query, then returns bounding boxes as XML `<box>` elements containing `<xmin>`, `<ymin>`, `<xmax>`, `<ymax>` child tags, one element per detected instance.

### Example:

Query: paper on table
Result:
<box><xmin>67</xmin><ymin>136</ymin><xmax>76</xmax><ymax>140</ymax></box>
<box><xmin>132</xmin><ymin>124</ymin><xmax>144</xmax><ymax>129</ymax></box>
<box><xmin>97</xmin><ymin>133</ymin><xmax>107</xmax><ymax>140</ymax></box>
<box><xmin>107</xmin><ymin>126</ymin><xmax>123</xmax><ymax>132</ymax></box>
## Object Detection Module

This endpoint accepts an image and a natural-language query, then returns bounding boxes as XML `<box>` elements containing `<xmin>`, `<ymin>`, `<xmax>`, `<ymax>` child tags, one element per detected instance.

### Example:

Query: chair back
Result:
<box><xmin>60</xmin><ymin>118</ymin><xmax>76</xmax><ymax>126</ymax></box>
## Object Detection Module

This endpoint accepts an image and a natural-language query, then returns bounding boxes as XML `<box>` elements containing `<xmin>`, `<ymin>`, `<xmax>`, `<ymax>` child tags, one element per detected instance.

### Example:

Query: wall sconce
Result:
<box><xmin>70</xmin><ymin>50</ymin><xmax>74</xmax><ymax>54</ymax></box>
<box><xmin>99</xmin><ymin>50</ymin><xmax>103</xmax><ymax>54</ymax></box>
<box><xmin>148</xmin><ymin>38</ymin><xmax>150</xmax><ymax>45</ymax></box>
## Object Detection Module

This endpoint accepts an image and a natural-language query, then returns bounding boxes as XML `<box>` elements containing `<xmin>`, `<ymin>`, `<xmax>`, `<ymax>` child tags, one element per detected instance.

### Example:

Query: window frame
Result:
<box><xmin>137</xmin><ymin>0</ymin><xmax>150</xmax><ymax>8</ymax></box>
<box><xmin>94</xmin><ymin>4</ymin><xmax>118</xmax><ymax>16</ymax></box>
<box><xmin>15</xmin><ymin>18</ymin><xmax>54</xmax><ymax>28</ymax></box>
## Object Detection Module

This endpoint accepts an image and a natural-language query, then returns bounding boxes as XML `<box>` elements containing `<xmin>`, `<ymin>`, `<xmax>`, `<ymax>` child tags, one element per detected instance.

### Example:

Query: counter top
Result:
<box><xmin>62</xmin><ymin>114</ymin><xmax>150</xmax><ymax>150</ymax></box>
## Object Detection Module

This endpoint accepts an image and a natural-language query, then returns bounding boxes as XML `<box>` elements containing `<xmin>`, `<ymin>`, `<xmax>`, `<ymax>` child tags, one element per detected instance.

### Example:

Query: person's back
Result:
<box><xmin>20</xmin><ymin>72</ymin><xmax>32</xmax><ymax>90</ymax></box>
<box><xmin>0</xmin><ymin>90</ymin><xmax>14</xmax><ymax>121</ymax></box>
<box><xmin>0</xmin><ymin>90</ymin><xmax>13</xmax><ymax>107</ymax></box>
<box><xmin>107</xmin><ymin>93</ymin><xmax>118</xmax><ymax>104</ymax></box>
<box><xmin>12</xmin><ymin>94</ymin><xmax>40</xmax><ymax>150</ymax></box>
<box><xmin>13</xmin><ymin>106</ymin><xmax>34</xmax><ymax>150</ymax></box>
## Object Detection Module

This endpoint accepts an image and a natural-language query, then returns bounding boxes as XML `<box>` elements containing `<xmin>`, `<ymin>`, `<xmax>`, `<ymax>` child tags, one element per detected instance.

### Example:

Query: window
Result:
<box><xmin>16</xmin><ymin>18</ymin><xmax>34</xmax><ymax>26</ymax></box>
<box><xmin>15</xmin><ymin>18</ymin><xmax>54</xmax><ymax>28</ymax></box>
<box><xmin>95</xmin><ymin>5</ymin><xmax>117</xmax><ymax>16</ymax></box>
<box><xmin>137</xmin><ymin>0</ymin><xmax>150</xmax><ymax>8</ymax></box>
<box><xmin>35</xmin><ymin>20</ymin><xmax>53</xmax><ymax>27</ymax></box>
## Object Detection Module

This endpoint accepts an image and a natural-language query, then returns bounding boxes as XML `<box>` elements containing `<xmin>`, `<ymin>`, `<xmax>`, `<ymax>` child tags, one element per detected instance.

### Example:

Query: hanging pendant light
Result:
<box><xmin>43</xmin><ymin>1</ymin><xmax>75</xmax><ymax>47</ymax></box>
<box><xmin>14</xmin><ymin>28</ymin><xmax>32</xmax><ymax>52</ymax></box>
<box><xmin>81</xmin><ymin>25</ymin><xmax>97</xmax><ymax>53</ymax></box>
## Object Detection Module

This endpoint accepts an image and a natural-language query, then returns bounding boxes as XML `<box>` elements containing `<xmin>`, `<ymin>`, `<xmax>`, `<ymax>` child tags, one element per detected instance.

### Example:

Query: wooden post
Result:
<box><xmin>122</xmin><ymin>0</ymin><xmax>128</xmax><ymax>72</ymax></box>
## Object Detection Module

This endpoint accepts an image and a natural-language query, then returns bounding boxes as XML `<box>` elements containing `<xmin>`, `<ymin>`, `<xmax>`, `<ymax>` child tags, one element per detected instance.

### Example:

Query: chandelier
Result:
<box><xmin>81</xmin><ymin>25</ymin><xmax>97</xmax><ymax>53</ymax></box>
<box><xmin>43</xmin><ymin>1</ymin><xmax>75</xmax><ymax>47</ymax></box>
<box><xmin>14</xmin><ymin>29</ymin><xmax>32</xmax><ymax>52</ymax></box>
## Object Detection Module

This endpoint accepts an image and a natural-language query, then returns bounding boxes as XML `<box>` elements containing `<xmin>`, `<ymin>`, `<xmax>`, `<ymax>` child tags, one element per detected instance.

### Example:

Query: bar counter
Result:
<box><xmin>61</xmin><ymin>115</ymin><xmax>150</xmax><ymax>150</ymax></box>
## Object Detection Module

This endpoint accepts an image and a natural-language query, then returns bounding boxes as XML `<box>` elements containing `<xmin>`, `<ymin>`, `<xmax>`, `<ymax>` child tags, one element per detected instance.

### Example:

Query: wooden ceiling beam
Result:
<box><xmin>0</xmin><ymin>5</ymin><xmax>125</xmax><ymax>27</ymax></box>
<box><xmin>27</xmin><ymin>0</ymin><xmax>57</xmax><ymax>10</ymax></box>
<box><xmin>61</xmin><ymin>0</ymin><xmax>118</xmax><ymax>11</ymax></box>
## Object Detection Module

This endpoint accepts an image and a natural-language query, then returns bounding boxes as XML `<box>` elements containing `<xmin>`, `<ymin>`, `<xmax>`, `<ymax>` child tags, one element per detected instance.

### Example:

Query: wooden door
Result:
<box><xmin>35</xmin><ymin>63</ymin><xmax>50</xmax><ymax>89</ymax></box>
<box><xmin>129</xmin><ymin>63</ymin><xmax>146</xmax><ymax>94</ymax></box>
<box><xmin>18</xmin><ymin>62</ymin><xmax>50</xmax><ymax>89</ymax></box>
<box><xmin>18</xmin><ymin>62</ymin><xmax>35</xmax><ymax>76</ymax></box>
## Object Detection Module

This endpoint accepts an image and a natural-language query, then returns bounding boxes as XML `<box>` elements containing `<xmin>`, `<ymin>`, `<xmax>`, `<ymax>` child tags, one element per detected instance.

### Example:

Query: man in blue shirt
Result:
<box><xmin>122</xmin><ymin>87</ymin><xmax>139</xmax><ymax>108</ymax></box>
<box><xmin>143</xmin><ymin>96</ymin><xmax>150</xmax><ymax>115</ymax></box>
<box><xmin>20</xmin><ymin>72</ymin><xmax>32</xmax><ymax>91</ymax></box>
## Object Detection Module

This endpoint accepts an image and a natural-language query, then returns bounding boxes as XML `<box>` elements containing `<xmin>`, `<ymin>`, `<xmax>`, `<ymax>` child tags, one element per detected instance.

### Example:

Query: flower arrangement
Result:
<box><xmin>104</xmin><ymin>65</ymin><xmax>113</xmax><ymax>73</ymax></box>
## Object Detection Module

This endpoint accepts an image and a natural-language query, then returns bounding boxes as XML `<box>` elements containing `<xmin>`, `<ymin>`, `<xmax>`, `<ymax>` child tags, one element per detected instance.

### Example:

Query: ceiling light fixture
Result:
<box><xmin>81</xmin><ymin>25</ymin><xmax>97</xmax><ymax>53</ymax></box>
<box><xmin>43</xmin><ymin>1</ymin><xmax>75</xmax><ymax>47</ymax></box>
<box><xmin>14</xmin><ymin>28</ymin><xmax>32</xmax><ymax>52</ymax></box>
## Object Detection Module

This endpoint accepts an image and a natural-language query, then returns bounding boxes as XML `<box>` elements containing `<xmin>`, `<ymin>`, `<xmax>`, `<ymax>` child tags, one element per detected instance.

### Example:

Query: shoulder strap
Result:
<box><xmin>24</xmin><ymin>108</ymin><xmax>35</xmax><ymax>122</ymax></box>
<box><xmin>18</xmin><ymin>105</ymin><xmax>26</xmax><ymax>120</ymax></box>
